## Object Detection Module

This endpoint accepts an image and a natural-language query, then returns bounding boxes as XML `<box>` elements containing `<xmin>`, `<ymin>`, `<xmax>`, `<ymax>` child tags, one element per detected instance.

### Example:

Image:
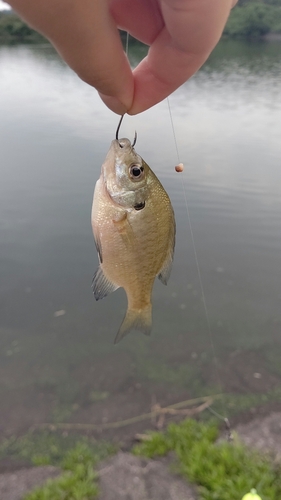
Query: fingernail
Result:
<box><xmin>99</xmin><ymin>93</ymin><xmax>128</xmax><ymax>115</ymax></box>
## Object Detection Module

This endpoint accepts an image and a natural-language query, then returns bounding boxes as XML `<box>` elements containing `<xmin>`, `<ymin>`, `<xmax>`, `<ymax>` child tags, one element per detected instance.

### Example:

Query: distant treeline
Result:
<box><xmin>225</xmin><ymin>0</ymin><xmax>281</xmax><ymax>38</ymax></box>
<box><xmin>0</xmin><ymin>10</ymin><xmax>45</xmax><ymax>43</ymax></box>
<box><xmin>1</xmin><ymin>2</ymin><xmax>281</xmax><ymax>43</ymax></box>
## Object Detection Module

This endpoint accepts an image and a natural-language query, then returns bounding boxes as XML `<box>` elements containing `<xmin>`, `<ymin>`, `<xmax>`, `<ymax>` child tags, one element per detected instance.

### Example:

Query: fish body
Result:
<box><xmin>91</xmin><ymin>137</ymin><xmax>175</xmax><ymax>343</ymax></box>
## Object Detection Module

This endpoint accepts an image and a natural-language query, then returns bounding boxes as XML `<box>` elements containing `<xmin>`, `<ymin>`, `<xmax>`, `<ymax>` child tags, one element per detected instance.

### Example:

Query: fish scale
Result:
<box><xmin>91</xmin><ymin>135</ymin><xmax>175</xmax><ymax>344</ymax></box>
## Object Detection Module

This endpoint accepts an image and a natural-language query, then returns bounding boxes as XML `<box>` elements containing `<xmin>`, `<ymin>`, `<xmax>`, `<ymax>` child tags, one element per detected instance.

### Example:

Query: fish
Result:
<box><xmin>91</xmin><ymin>120</ymin><xmax>175</xmax><ymax>344</ymax></box>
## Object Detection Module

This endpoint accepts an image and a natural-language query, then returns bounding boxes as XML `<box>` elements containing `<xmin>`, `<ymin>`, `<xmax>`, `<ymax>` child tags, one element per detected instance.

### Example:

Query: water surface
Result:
<box><xmin>1</xmin><ymin>40</ymin><xmax>281</xmax><ymax>435</ymax></box>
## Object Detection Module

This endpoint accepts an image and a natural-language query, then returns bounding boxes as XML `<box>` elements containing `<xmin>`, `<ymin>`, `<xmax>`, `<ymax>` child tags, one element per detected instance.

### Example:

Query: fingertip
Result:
<box><xmin>99</xmin><ymin>93</ymin><xmax>129</xmax><ymax>115</ymax></box>
<box><xmin>126</xmin><ymin>107</ymin><xmax>140</xmax><ymax>116</ymax></box>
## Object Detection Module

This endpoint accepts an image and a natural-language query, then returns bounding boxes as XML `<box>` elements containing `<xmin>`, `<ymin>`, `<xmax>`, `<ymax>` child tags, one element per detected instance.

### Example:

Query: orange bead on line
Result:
<box><xmin>175</xmin><ymin>163</ymin><xmax>184</xmax><ymax>173</ymax></box>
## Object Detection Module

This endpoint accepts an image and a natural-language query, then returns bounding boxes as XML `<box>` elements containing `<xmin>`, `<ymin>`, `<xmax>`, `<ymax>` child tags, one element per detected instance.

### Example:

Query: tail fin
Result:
<box><xmin>114</xmin><ymin>305</ymin><xmax>152</xmax><ymax>344</ymax></box>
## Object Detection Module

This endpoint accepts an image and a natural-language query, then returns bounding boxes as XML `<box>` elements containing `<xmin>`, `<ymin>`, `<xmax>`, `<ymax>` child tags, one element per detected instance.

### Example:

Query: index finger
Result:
<box><xmin>8</xmin><ymin>0</ymin><xmax>134</xmax><ymax>114</ymax></box>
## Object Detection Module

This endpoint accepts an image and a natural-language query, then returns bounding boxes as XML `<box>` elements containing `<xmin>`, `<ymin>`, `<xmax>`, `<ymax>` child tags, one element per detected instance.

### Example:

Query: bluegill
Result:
<box><xmin>91</xmin><ymin>133</ymin><xmax>175</xmax><ymax>344</ymax></box>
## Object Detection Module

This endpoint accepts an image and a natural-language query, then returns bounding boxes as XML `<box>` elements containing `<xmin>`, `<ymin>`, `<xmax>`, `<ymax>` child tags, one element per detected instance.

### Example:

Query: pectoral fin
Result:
<box><xmin>113</xmin><ymin>212</ymin><xmax>135</xmax><ymax>247</ymax></box>
<box><xmin>92</xmin><ymin>266</ymin><xmax>119</xmax><ymax>300</ymax></box>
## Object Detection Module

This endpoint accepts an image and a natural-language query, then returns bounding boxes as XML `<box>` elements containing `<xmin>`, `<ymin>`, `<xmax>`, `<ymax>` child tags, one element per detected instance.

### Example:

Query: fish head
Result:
<box><xmin>101</xmin><ymin>138</ymin><xmax>149</xmax><ymax>210</ymax></box>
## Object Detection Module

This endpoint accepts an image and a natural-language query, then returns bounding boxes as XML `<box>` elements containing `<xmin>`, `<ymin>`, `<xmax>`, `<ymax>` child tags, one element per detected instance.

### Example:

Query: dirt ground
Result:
<box><xmin>0</xmin><ymin>410</ymin><xmax>280</xmax><ymax>500</ymax></box>
<box><xmin>0</xmin><ymin>346</ymin><xmax>280</xmax><ymax>498</ymax></box>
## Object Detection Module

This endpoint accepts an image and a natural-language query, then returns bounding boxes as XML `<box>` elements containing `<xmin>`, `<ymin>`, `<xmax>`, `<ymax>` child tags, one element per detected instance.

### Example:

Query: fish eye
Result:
<box><xmin>129</xmin><ymin>164</ymin><xmax>144</xmax><ymax>180</ymax></box>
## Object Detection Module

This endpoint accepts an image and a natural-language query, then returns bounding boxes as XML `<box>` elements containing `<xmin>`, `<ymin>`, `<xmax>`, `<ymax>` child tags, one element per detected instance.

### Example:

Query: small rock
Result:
<box><xmin>98</xmin><ymin>452</ymin><xmax>197</xmax><ymax>500</ymax></box>
<box><xmin>236</xmin><ymin>412</ymin><xmax>281</xmax><ymax>461</ymax></box>
<box><xmin>0</xmin><ymin>466</ymin><xmax>61</xmax><ymax>500</ymax></box>
<box><xmin>54</xmin><ymin>310</ymin><xmax>66</xmax><ymax>317</ymax></box>
<box><xmin>216</xmin><ymin>267</ymin><xmax>224</xmax><ymax>273</ymax></box>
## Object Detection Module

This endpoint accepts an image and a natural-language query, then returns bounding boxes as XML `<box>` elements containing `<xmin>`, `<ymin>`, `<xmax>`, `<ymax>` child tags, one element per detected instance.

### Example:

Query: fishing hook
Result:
<box><xmin>132</xmin><ymin>130</ymin><xmax>137</xmax><ymax>147</ymax></box>
<box><xmin>116</xmin><ymin>114</ymin><xmax>137</xmax><ymax>148</ymax></box>
<box><xmin>116</xmin><ymin>114</ymin><xmax>124</xmax><ymax>141</ymax></box>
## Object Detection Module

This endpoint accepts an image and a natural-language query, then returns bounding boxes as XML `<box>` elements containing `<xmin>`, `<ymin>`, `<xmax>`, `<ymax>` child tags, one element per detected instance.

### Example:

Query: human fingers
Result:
<box><xmin>129</xmin><ymin>0</ymin><xmax>236</xmax><ymax>114</ymax></box>
<box><xmin>109</xmin><ymin>0</ymin><xmax>163</xmax><ymax>45</ymax></box>
<box><xmin>104</xmin><ymin>0</ymin><xmax>236</xmax><ymax>115</ymax></box>
<box><xmin>7</xmin><ymin>0</ymin><xmax>133</xmax><ymax>114</ymax></box>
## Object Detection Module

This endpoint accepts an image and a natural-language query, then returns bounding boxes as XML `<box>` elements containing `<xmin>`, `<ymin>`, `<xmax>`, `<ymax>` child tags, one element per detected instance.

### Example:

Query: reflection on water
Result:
<box><xmin>0</xmin><ymin>40</ymin><xmax>281</xmax><ymax>435</ymax></box>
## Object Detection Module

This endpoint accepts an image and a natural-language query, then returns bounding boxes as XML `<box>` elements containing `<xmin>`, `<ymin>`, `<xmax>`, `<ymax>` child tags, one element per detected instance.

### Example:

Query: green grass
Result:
<box><xmin>138</xmin><ymin>358</ymin><xmax>203</xmax><ymax>390</ymax></box>
<box><xmin>24</xmin><ymin>443</ymin><xmax>100</xmax><ymax>500</ymax></box>
<box><xmin>0</xmin><ymin>431</ymin><xmax>115</xmax><ymax>467</ymax></box>
<box><xmin>2</xmin><ymin>415</ymin><xmax>281</xmax><ymax>499</ymax></box>
<box><xmin>133</xmin><ymin>419</ymin><xmax>281</xmax><ymax>500</ymax></box>
<box><xmin>208</xmin><ymin>386</ymin><xmax>281</xmax><ymax>421</ymax></box>
<box><xmin>0</xmin><ymin>431</ymin><xmax>116</xmax><ymax>500</ymax></box>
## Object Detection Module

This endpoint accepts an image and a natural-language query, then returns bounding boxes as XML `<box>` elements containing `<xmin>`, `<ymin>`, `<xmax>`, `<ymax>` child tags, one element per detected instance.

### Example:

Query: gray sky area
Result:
<box><xmin>0</xmin><ymin>1</ymin><xmax>10</xmax><ymax>10</ymax></box>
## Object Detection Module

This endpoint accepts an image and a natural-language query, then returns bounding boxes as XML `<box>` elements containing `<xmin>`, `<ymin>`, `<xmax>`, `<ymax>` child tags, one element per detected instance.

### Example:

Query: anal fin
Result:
<box><xmin>158</xmin><ymin>221</ymin><xmax>176</xmax><ymax>285</ymax></box>
<box><xmin>158</xmin><ymin>252</ymin><xmax>173</xmax><ymax>285</ymax></box>
<box><xmin>94</xmin><ymin>232</ymin><xmax>103</xmax><ymax>263</ymax></box>
<box><xmin>92</xmin><ymin>266</ymin><xmax>119</xmax><ymax>300</ymax></box>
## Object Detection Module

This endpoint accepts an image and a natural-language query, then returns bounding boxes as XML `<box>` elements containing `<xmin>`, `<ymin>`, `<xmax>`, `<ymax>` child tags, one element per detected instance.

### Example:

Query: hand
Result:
<box><xmin>8</xmin><ymin>0</ymin><xmax>238</xmax><ymax>115</ymax></box>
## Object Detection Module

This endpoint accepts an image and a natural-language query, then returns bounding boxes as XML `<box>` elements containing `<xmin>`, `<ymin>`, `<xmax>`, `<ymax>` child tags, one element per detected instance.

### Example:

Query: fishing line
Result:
<box><xmin>125</xmin><ymin>31</ymin><xmax>129</xmax><ymax>57</ymax></box>
<box><xmin>207</xmin><ymin>406</ymin><xmax>233</xmax><ymax>441</ymax></box>
<box><xmin>167</xmin><ymin>98</ymin><xmax>232</xmax><ymax>440</ymax></box>
<box><xmin>124</xmin><ymin>29</ymin><xmax>231</xmax><ymax>438</ymax></box>
<box><xmin>167</xmin><ymin>98</ymin><xmax>181</xmax><ymax>163</ymax></box>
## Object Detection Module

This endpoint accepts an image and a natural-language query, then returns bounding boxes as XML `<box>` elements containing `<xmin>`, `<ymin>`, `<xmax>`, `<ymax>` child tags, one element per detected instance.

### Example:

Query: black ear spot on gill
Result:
<box><xmin>134</xmin><ymin>201</ymin><xmax>145</xmax><ymax>211</ymax></box>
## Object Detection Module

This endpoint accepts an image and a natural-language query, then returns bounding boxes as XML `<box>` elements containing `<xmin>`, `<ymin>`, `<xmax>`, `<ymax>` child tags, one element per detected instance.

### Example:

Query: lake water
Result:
<box><xmin>1</xmin><ymin>39</ymin><xmax>281</xmax><ymax>437</ymax></box>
